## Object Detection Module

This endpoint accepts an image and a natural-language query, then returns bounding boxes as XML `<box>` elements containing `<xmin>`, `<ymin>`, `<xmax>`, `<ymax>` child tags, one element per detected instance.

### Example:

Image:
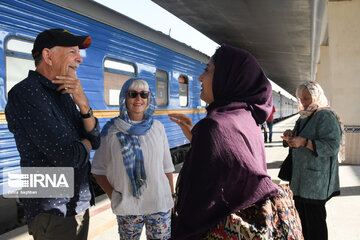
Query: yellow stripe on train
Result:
<box><xmin>0</xmin><ymin>109</ymin><xmax>207</xmax><ymax>123</ymax></box>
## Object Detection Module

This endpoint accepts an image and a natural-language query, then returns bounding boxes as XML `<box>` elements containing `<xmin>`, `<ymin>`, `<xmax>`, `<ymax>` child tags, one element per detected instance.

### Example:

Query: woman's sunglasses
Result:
<box><xmin>127</xmin><ymin>90</ymin><xmax>150</xmax><ymax>99</ymax></box>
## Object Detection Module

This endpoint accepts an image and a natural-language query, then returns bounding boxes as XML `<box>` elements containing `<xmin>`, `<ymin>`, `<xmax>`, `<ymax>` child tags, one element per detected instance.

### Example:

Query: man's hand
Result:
<box><xmin>82</xmin><ymin>139</ymin><xmax>92</xmax><ymax>152</ymax></box>
<box><xmin>52</xmin><ymin>76</ymin><xmax>96</xmax><ymax>132</ymax></box>
<box><xmin>52</xmin><ymin>76</ymin><xmax>89</xmax><ymax>111</ymax></box>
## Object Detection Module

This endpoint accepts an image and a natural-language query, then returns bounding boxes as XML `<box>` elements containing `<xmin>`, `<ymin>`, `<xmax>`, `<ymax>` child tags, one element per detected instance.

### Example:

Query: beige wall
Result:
<box><xmin>322</xmin><ymin>1</ymin><xmax>360</xmax><ymax>164</ymax></box>
<box><xmin>328</xmin><ymin>0</ymin><xmax>360</xmax><ymax>125</ymax></box>
<box><xmin>315</xmin><ymin>46</ymin><xmax>332</xmax><ymax>102</ymax></box>
<box><xmin>345</xmin><ymin>132</ymin><xmax>360</xmax><ymax>164</ymax></box>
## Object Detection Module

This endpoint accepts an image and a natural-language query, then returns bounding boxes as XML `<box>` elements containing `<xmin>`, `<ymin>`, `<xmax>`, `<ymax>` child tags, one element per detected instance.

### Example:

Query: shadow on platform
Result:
<box><xmin>267</xmin><ymin>161</ymin><xmax>283</xmax><ymax>169</ymax></box>
<box><xmin>339</xmin><ymin>186</ymin><xmax>360</xmax><ymax>197</ymax></box>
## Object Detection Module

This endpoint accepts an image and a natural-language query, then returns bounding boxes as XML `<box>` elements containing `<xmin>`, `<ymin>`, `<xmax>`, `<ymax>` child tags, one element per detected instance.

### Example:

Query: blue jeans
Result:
<box><xmin>264</xmin><ymin>121</ymin><xmax>274</xmax><ymax>142</ymax></box>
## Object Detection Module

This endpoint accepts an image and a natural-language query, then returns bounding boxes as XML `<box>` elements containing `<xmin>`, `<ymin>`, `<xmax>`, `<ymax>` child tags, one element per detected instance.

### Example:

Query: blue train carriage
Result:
<box><xmin>272</xmin><ymin>90</ymin><xmax>298</xmax><ymax>121</ymax></box>
<box><xmin>0</xmin><ymin>0</ymin><xmax>208</xmax><ymax>231</ymax></box>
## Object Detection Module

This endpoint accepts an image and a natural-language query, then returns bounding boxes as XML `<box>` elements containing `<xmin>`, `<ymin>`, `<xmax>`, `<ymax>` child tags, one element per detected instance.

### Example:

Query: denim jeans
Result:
<box><xmin>264</xmin><ymin>121</ymin><xmax>274</xmax><ymax>142</ymax></box>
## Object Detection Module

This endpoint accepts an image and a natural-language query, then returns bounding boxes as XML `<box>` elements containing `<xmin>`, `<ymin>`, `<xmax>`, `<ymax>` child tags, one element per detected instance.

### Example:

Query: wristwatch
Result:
<box><xmin>80</xmin><ymin>107</ymin><xmax>93</xmax><ymax>118</ymax></box>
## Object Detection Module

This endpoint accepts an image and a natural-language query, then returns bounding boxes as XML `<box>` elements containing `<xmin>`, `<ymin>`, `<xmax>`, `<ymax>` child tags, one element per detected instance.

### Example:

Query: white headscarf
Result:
<box><xmin>297</xmin><ymin>81</ymin><xmax>345</xmax><ymax>162</ymax></box>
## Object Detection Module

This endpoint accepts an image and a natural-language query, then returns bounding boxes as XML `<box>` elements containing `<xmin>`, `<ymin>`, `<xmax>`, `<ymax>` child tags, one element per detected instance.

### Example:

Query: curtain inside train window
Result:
<box><xmin>179</xmin><ymin>75</ymin><xmax>188</xmax><ymax>107</ymax></box>
<box><xmin>155</xmin><ymin>69</ymin><xmax>169</xmax><ymax>106</ymax></box>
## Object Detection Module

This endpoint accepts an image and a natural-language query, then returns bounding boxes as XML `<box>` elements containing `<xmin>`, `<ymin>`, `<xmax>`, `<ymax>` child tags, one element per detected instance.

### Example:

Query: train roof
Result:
<box><xmin>44</xmin><ymin>0</ymin><xmax>210</xmax><ymax>64</ymax></box>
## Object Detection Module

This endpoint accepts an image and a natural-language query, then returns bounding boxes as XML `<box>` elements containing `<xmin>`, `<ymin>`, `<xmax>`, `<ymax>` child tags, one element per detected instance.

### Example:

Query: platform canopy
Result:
<box><xmin>152</xmin><ymin>0</ymin><xmax>329</xmax><ymax>96</ymax></box>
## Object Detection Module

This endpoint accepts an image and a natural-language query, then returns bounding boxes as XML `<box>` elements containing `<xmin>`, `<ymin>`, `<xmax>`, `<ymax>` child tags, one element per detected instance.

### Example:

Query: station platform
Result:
<box><xmin>1</xmin><ymin>115</ymin><xmax>359</xmax><ymax>240</ymax></box>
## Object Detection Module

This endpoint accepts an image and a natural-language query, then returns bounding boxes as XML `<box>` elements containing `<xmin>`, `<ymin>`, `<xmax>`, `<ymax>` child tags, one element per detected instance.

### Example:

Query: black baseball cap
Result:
<box><xmin>31</xmin><ymin>28</ymin><xmax>91</xmax><ymax>59</ymax></box>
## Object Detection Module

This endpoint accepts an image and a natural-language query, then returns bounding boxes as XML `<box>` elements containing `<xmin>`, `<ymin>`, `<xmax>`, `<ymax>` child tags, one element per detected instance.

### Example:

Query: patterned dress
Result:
<box><xmin>204</xmin><ymin>185</ymin><xmax>304</xmax><ymax>240</ymax></box>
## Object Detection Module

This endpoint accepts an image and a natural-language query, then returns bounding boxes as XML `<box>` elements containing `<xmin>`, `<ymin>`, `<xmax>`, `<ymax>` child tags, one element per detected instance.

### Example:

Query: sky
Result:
<box><xmin>94</xmin><ymin>0</ymin><xmax>219</xmax><ymax>57</ymax></box>
<box><xmin>93</xmin><ymin>0</ymin><xmax>296</xmax><ymax>100</ymax></box>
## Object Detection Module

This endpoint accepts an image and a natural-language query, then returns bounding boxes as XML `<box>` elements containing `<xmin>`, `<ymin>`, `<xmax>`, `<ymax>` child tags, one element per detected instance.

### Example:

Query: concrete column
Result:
<box><xmin>315</xmin><ymin>46</ymin><xmax>331</xmax><ymax>102</ymax></box>
<box><xmin>328</xmin><ymin>0</ymin><xmax>360</xmax><ymax>164</ymax></box>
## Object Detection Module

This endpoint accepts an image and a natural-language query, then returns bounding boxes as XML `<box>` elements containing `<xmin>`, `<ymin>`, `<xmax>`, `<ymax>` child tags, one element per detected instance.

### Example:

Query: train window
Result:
<box><xmin>103</xmin><ymin>58</ymin><xmax>136</xmax><ymax>105</ymax></box>
<box><xmin>155</xmin><ymin>70</ymin><xmax>169</xmax><ymax>106</ymax></box>
<box><xmin>7</xmin><ymin>38</ymin><xmax>33</xmax><ymax>53</ymax></box>
<box><xmin>179</xmin><ymin>75</ymin><xmax>188</xmax><ymax>107</ymax></box>
<box><xmin>5</xmin><ymin>38</ymin><xmax>35</xmax><ymax>96</ymax></box>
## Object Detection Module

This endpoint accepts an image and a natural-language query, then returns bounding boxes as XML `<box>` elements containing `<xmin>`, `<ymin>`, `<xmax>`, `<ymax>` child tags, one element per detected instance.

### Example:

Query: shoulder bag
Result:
<box><xmin>278</xmin><ymin>111</ymin><xmax>315</xmax><ymax>182</ymax></box>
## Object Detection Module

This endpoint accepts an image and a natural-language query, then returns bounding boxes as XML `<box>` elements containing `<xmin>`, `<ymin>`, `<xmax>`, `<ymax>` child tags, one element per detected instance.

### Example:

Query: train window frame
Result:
<box><xmin>155</xmin><ymin>69</ymin><xmax>169</xmax><ymax>107</ymax></box>
<box><xmin>103</xmin><ymin>58</ymin><xmax>137</xmax><ymax>106</ymax></box>
<box><xmin>179</xmin><ymin>74</ymin><xmax>188</xmax><ymax>107</ymax></box>
<box><xmin>5</xmin><ymin>37</ymin><xmax>35</xmax><ymax>97</ymax></box>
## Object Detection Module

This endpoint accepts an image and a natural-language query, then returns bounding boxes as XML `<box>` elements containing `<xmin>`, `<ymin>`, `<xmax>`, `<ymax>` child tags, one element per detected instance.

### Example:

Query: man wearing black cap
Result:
<box><xmin>5</xmin><ymin>29</ymin><xmax>100</xmax><ymax>239</ymax></box>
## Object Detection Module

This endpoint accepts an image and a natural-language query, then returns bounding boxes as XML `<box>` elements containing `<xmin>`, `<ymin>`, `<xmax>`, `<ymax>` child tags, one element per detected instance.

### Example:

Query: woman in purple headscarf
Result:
<box><xmin>169</xmin><ymin>45</ymin><xmax>303</xmax><ymax>240</ymax></box>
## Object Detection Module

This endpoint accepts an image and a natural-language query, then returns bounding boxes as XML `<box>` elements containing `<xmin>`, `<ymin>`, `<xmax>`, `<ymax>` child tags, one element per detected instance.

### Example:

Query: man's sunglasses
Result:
<box><xmin>127</xmin><ymin>90</ymin><xmax>150</xmax><ymax>99</ymax></box>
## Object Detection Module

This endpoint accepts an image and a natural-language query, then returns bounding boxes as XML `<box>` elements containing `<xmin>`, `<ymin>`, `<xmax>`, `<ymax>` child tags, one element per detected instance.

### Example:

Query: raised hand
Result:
<box><xmin>52</xmin><ymin>75</ymin><xmax>89</xmax><ymax>112</ymax></box>
<box><xmin>168</xmin><ymin>113</ymin><xmax>194</xmax><ymax>142</ymax></box>
<box><xmin>52</xmin><ymin>76</ymin><xmax>96</xmax><ymax>132</ymax></box>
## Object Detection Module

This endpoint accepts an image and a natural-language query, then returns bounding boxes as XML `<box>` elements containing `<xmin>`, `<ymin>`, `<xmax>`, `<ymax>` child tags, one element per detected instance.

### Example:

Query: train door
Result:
<box><xmin>1</xmin><ymin>36</ymin><xmax>35</xmax><ymax>233</ymax></box>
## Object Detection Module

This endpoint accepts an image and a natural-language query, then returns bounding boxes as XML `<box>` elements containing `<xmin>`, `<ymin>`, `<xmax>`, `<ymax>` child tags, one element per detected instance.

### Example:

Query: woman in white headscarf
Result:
<box><xmin>282</xmin><ymin>81</ymin><xmax>344</xmax><ymax>240</ymax></box>
<box><xmin>92</xmin><ymin>78</ymin><xmax>175</xmax><ymax>240</ymax></box>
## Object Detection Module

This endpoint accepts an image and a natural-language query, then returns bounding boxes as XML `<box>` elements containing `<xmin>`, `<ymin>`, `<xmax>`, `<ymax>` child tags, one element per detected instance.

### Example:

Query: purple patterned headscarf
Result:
<box><xmin>172</xmin><ymin>45</ymin><xmax>278</xmax><ymax>239</ymax></box>
<box><xmin>210</xmin><ymin>44</ymin><xmax>273</xmax><ymax>124</ymax></box>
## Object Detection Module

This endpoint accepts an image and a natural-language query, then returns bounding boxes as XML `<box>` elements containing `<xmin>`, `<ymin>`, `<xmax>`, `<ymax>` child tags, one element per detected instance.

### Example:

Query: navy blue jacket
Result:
<box><xmin>5</xmin><ymin>70</ymin><xmax>100</xmax><ymax>223</ymax></box>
